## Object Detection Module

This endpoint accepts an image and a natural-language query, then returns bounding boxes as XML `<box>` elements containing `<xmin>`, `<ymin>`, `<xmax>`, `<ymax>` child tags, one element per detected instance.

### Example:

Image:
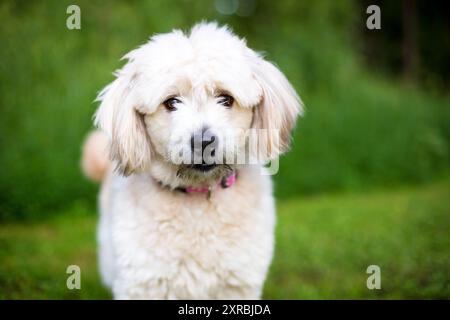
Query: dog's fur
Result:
<box><xmin>82</xmin><ymin>23</ymin><xmax>302</xmax><ymax>299</ymax></box>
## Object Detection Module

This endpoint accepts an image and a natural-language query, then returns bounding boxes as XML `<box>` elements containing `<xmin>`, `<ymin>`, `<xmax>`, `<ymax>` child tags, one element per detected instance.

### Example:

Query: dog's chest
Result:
<box><xmin>112</xmin><ymin>182</ymin><xmax>274</xmax><ymax>298</ymax></box>
<box><xmin>138</xmin><ymin>191</ymin><xmax>264</xmax><ymax>263</ymax></box>
<box><xmin>109</xmin><ymin>171</ymin><xmax>275</xmax><ymax>299</ymax></box>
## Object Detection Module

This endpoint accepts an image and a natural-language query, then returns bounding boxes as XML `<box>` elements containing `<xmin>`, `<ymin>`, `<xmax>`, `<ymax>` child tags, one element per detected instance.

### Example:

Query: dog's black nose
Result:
<box><xmin>190</xmin><ymin>127</ymin><xmax>218</xmax><ymax>164</ymax></box>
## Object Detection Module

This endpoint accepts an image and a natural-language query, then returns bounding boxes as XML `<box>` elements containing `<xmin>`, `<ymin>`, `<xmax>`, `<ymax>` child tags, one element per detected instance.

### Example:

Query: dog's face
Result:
<box><xmin>145</xmin><ymin>84</ymin><xmax>254</xmax><ymax>182</ymax></box>
<box><xmin>95</xmin><ymin>23</ymin><xmax>302</xmax><ymax>187</ymax></box>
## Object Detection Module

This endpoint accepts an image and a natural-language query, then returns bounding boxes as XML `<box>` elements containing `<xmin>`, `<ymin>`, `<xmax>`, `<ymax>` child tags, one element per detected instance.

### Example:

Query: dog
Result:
<box><xmin>82</xmin><ymin>22</ymin><xmax>302</xmax><ymax>299</ymax></box>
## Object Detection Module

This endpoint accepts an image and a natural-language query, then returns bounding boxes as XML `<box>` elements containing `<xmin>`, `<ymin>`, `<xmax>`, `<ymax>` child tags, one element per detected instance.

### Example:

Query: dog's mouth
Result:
<box><xmin>176</xmin><ymin>163</ymin><xmax>233</xmax><ymax>182</ymax></box>
<box><xmin>190</xmin><ymin>163</ymin><xmax>217</xmax><ymax>172</ymax></box>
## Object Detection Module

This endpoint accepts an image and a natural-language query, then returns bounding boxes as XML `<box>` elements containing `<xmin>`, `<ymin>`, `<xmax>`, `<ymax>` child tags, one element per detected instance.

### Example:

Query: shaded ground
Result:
<box><xmin>0</xmin><ymin>180</ymin><xmax>449</xmax><ymax>299</ymax></box>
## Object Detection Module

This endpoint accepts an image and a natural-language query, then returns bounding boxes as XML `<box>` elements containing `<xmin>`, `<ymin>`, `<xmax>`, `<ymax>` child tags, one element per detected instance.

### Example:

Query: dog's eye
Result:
<box><xmin>163</xmin><ymin>97</ymin><xmax>181</xmax><ymax>111</ymax></box>
<box><xmin>216</xmin><ymin>94</ymin><xmax>234</xmax><ymax>108</ymax></box>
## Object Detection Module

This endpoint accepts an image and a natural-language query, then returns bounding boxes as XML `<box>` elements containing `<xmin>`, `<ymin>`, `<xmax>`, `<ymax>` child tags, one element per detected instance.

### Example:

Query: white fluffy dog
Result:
<box><xmin>82</xmin><ymin>22</ymin><xmax>302</xmax><ymax>299</ymax></box>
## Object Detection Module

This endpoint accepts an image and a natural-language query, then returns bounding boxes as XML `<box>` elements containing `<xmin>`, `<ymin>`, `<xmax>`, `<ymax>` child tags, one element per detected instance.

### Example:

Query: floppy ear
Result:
<box><xmin>94</xmin><ymin>70</ymin><xmax>152</xmax><ymax>175</ymax></box>
<box><xmin>251</xmin><ymin>58</ymin><xmax>303</xmax><ymax>160</ymax></box>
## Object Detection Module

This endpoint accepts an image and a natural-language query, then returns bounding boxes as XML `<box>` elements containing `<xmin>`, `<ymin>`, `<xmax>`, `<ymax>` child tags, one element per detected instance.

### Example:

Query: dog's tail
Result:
<box><xmin>81</xmin><ymin>130</ymin><xmax>110</xmax><ymax>182</ymax></box>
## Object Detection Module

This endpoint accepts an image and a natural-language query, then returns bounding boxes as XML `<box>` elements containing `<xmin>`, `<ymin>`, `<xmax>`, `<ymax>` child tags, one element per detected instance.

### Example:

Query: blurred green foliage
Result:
<box><xmin>0</xmin><ymin>0</ymin><xmax>449</xmax><ymax>220</ymax></box>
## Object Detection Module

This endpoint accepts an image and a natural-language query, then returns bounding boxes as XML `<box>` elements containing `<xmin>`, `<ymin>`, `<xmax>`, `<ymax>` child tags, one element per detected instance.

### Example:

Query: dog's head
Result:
<box><xmin>95</xmin><ymin>23</ymin><xmax>302</xmax><ymax>187</ymax></box>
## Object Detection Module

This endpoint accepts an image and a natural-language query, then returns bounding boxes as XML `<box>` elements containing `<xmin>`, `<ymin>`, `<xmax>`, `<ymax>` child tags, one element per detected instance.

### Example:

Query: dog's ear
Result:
<box><xmin>94</xmin><ymin>69</ymin><xmax>152</xmax><ymax>175</ymax></box>
<box><xmin>251</xmin><ymin>58</ymin><xmax>303</xmax><ymax>160</ymax></box>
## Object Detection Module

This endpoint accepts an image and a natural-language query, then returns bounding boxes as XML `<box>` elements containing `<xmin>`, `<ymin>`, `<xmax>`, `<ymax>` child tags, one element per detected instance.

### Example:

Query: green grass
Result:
<box><xmin>1</xmin><ymin>181</ymin><xmax>449</xmax><ymax>299</ymax></box>
<box><xmin>268</xmin><ymin>180</ymin><xmax>450</xmax><ymax>299</ymax></box>
<box><xmin>0</xmin><ymin>203</ymin><xmax>111</xmax><ymax>299</ymax></box>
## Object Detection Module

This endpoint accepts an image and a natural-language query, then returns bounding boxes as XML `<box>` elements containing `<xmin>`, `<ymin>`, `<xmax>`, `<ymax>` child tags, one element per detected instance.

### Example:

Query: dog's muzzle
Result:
<box><xmin>190</xmin><ymin>127</ymin><xmax>219</xmax><ymax>171</ymax></box>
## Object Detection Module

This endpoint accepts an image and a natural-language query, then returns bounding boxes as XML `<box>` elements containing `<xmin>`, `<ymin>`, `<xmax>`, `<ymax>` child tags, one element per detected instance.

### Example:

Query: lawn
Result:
<box><xmin>0</xmin><ymin>180</ymin><xmax>449</xmax><ymax>299</ymax></box>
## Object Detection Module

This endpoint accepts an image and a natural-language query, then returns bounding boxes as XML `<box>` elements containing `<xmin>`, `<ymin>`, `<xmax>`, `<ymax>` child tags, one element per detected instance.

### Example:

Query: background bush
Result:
<box><xmin>0</xmin><ymin>0</ymin><xmax>449</xmax><ymax>220</ymax></box>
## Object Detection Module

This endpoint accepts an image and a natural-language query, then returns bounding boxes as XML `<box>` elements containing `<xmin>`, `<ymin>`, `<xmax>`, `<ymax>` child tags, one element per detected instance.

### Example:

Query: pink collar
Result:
<box><xmin>153</xmin><ymin>171</ymin><xmax>237</xmax><ymax>197</ymax></box>
<box><xmin>184</xmin><ymin>172</ymin><xmax>237</xmax><ymax>194</ymax></box>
